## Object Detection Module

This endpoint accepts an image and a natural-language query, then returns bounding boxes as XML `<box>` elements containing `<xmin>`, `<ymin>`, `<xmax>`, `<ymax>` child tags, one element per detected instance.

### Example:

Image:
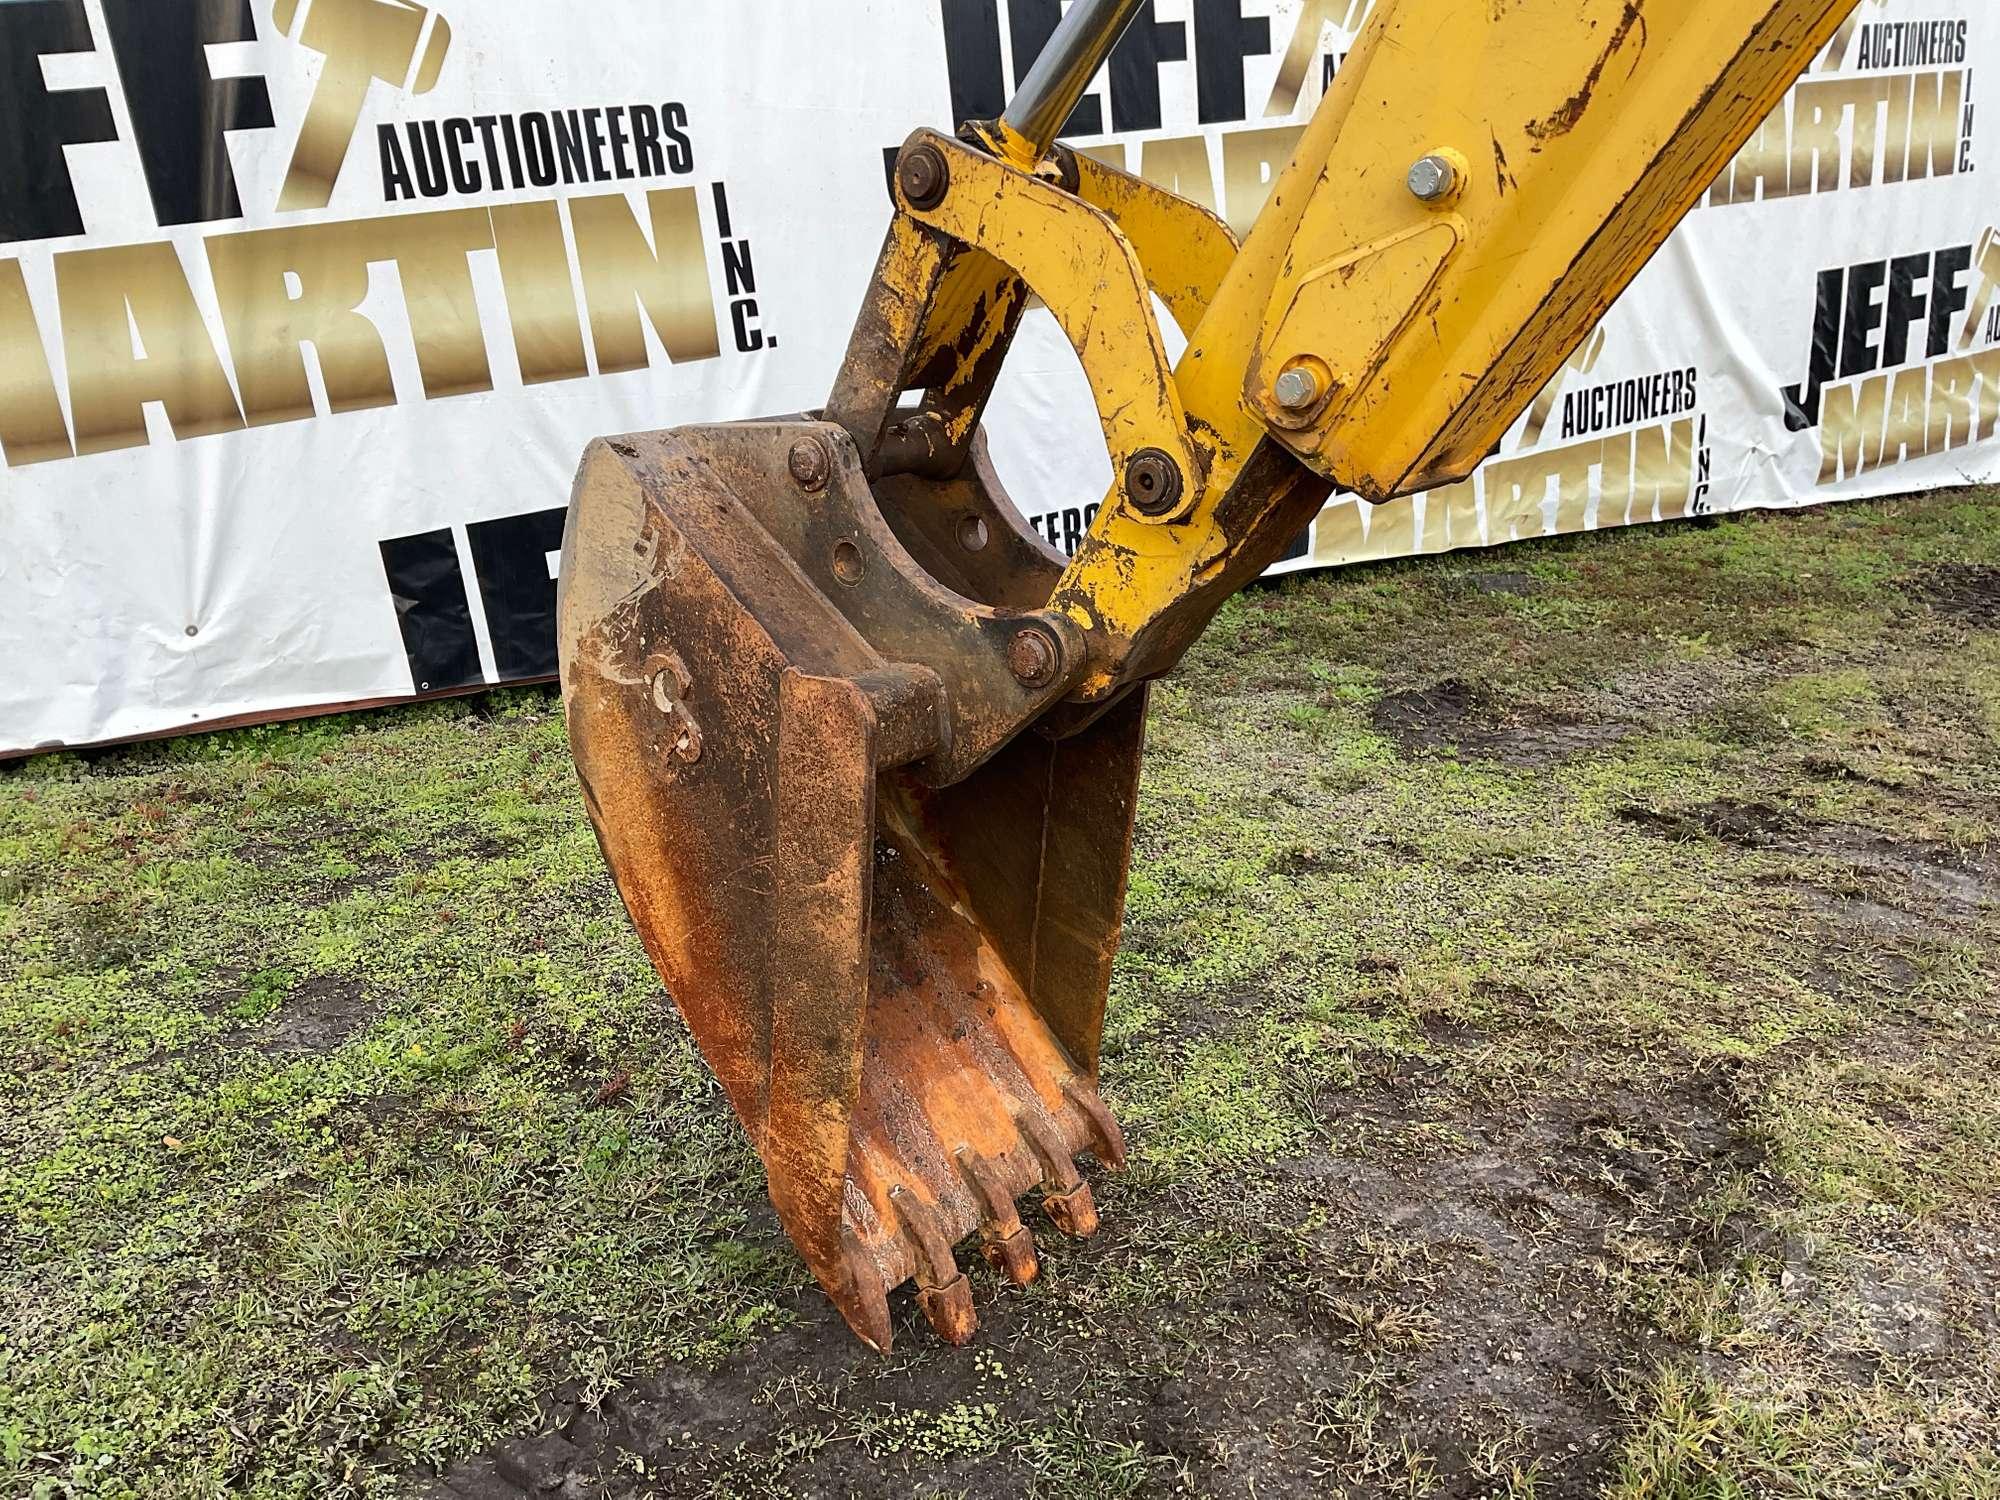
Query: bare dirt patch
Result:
<box><xmin>1615</xmin><ymin>799</ymin><xmax>1798</xmax><ymax>847</ymax></box>
<box><xmin>1371</xmin><ymin>680</ymin><xmax>1634</xmax><ymax>768</ymax></box>
<box><xmin>248</xmin><ymin>976</ymin><xmax>377</xmax><ymax>1055</ymax></box>
<box><xmin>1904</xmin><ymin>563</ymin><xmax>2000</xmax><ymax>623</ymax></box>
<box><xmin>1619</xmin><ymin>799</ymin><xmax>1995</xmax><ymax>904</ymax></box>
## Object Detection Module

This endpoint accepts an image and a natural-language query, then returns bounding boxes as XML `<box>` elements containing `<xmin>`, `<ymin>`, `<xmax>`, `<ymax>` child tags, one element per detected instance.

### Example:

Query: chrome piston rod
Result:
<box><xmin>999</xmin><ymin>0</ymin><xmax>1147</xmax><ymax>159</ymax></box>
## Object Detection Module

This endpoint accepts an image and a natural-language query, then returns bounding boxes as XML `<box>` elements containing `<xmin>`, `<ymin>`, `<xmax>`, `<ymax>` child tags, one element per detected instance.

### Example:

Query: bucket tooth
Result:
<box><xmin>981</xmin><ymin>1225</ymin><xmax>1041</xmax><ymax>1286</ymax></box>
<box><xmin>892</xmin><ymin>1188</ymin><xmax>980</xmax><ymax>1344</ymax></box>
<box><xmin>1064</xmin><ymin>1081</ymin><xmax>1128</xmax><ymax>1170</ymax></box>
<box><xmin>890</xmin><ymin>1186</ymin><xmax>964</xmax><ymax>1286</ymax></box>
<box><xmin>956</xmin><ymin>1147</ymin><xmax>1041</xmax><ymax>1287</ymax></box>
<box><xmin>1042</xmin><ymin>1181</ymin><xmax>1100</xmax><ymax>1239</ymax></box>
<box><xmin>916</xmin><ymin>1275</ymin><xmax>979</xmax><ymax>1345</ymax></box>
<box><xmin>559</xmin><ymin>421</ymin><xmax>1147</xmax><ymax>1348</ymax></box>
<box><xmin>1014</xmin><ymin>1106</ymin><xmax>1102</xmax><ymax>1237</ymax></box>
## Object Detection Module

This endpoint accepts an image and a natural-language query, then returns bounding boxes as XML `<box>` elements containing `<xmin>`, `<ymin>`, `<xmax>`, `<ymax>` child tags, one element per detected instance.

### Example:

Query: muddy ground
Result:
<box><xmin>4</xmin><ymin>491</ymin><xmax>1998</xmax><ymax>1499</ymax></box>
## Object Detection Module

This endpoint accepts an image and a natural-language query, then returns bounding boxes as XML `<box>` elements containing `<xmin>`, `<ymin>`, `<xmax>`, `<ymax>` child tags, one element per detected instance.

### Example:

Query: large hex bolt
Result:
<box><xmin>898</xmin><ymin>143</ymin><xmax>951</xmax><ymax>210</ymax></box>
<box><xmin>1407</xmin><ymin>153</ymin><xmax>1460</xmax><ymax>204</ymax></box>
<box><xmin>1273</xmin><ymin>365</ymin><xmax>1323</xmax><ymax>412</ymax></box>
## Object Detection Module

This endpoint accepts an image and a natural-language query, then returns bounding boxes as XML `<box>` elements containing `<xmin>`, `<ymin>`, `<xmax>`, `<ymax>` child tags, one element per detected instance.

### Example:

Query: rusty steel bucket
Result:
<box><xmin>557</xmin><ymin>419</ymin><xmax>1145</xmax><ymax>1349</ymax></box>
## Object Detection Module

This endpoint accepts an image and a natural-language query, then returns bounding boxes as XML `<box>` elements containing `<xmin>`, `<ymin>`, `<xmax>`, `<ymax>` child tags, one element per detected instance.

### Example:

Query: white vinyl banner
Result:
<box><xmin>1</xmin><ymin>1</ymin><xmax>1995</xmax><ymax>754</ymax></box>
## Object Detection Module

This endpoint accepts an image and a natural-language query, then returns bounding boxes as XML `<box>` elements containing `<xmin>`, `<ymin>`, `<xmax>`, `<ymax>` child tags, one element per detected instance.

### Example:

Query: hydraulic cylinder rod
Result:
<box><xmin>999</xmin><ymin>0</ymin><xmax>1146</xmax><ymax>161</ymax></box>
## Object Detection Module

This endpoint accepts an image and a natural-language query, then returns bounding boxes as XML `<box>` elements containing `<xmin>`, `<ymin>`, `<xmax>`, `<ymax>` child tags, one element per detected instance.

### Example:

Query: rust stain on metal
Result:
<box><xmin>1526</xmin><ymin>1</ymin><xmax>1648</xmax><ymax>143</ymax></box>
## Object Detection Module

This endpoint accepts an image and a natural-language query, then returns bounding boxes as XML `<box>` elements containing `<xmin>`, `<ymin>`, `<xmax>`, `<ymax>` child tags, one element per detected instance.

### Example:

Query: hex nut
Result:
<box><xmin>1273</xmin><ymin>366</ymin><xmax>1323</xmax><ymax>411</ymax></box>
<box><xmin>788</xmin><ymin>435</ymin><xmax>831</xmax><ymax>492</ymax></box>
<box><xmin>1407</xmin><ymin>153</ymin><xmax>1459</xmax><ymax>203</ymax></box>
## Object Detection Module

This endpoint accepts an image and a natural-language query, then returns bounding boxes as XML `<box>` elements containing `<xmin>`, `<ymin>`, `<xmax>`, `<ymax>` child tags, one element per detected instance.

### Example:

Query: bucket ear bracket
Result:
<box><xmin>673</xmin><ymin>419</ymin><xmax>1082</xmax><ymax>784</ymax></box>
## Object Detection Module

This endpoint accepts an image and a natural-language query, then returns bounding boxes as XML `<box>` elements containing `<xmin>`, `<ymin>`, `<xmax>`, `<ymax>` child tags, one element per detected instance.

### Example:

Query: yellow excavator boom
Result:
<box><xmin>559</xmin><ymin>0</ymin><xmax>1858</xmax><ymax>1349</ymax></box>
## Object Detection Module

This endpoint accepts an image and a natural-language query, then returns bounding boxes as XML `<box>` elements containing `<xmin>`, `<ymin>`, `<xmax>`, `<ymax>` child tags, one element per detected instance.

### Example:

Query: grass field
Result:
<box><xmin>4</xmin><ymin>489</ymin><xmax>1999</xmax><ymax>1499</ymax></box>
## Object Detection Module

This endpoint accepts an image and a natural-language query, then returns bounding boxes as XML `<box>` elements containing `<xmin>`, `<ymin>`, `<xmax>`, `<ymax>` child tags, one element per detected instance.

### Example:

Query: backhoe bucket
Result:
<box><xmin>558</xmin><ymin>420</ymin><xmax>1144</xmax><ymax>1350</ymax></box>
